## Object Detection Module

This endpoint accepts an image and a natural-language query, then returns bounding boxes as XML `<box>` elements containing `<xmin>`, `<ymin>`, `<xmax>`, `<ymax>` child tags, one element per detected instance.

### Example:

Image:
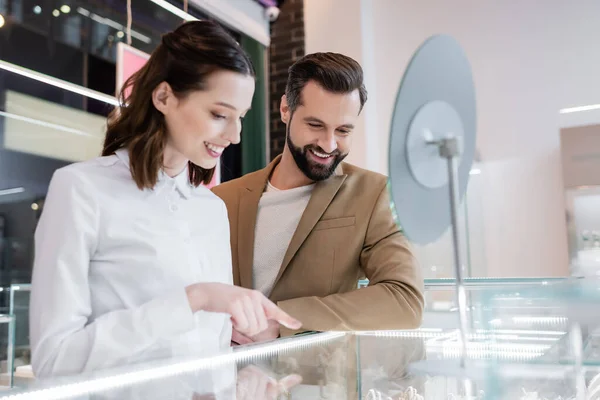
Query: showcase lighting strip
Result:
<box><xmin>0</xmin><ymin>61</ymin><xmax>120</xmax><ymax>107</ymax></box>
<box><xmin>560</xmin><ymin>103</ymin><xmax>600</xmax><ymax>114</ymax></box>
<box><xmin>434</xmin><ymin>343</ymin><xmax>550</xmax><ymax>361</ymax></box>
<box><xmin>467</xmin><ymin>333</ymin><xmax>561</xmax><ymax>342</ymax></box>
<box><xmin>149</xmin><ymin>0</ymin><xmax>198</xmax><ymax>21</ymax></box>
<box><xmin>510</xmin><ymin>316</ymin><xmax>568</xmax><ymax>326</ymax></box>
<box><xmin>0</xmin><ymin>332</ymin><xmax>346</xmax><ymax>400</ymax></box>
<box><xmin>355</xmin><ymin>328</ymin><xmax>447</xmax><ymax>339</ymax></box>
<box><xmin>475</xmin><ymin>328</ymin><xmax>566</xmax><ymax>336</ymax></box>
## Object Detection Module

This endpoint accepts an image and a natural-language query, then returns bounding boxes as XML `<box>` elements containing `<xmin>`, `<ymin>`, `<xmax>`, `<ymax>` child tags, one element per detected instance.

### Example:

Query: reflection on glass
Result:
<box><xmin>9</xmin><ymin>284</ymin><xmax>30</xmax><ymax>381</ymax></box>
<box><xmin>6</xmin><ymin>327</ymin><xmax>600</xmax><ymax>398</ymax></box>
<box><xmin>7</xmin><ymin>333</ymin><xmax>350</xmax><ymax>399</ymax></box>
<box><xmin>1</xmin><ymin>0</ymin><xmax>210</xmax><ymax>65</ymax></box>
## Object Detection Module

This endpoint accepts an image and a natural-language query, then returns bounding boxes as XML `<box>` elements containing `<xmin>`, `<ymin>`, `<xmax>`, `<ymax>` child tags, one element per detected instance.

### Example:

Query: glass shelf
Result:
<box><xmin>8</xmin><ymin>284</ymin><xmax>30</xmax><ymax>386</ymax></box>
<box><xmin>476</xmin><ymin>278</ymin><xmax>600</xmax><ymax>349</ymax></box>
<box><xmin>358</xmin><ymin>277</ymin><xmax>569</xmax><ymax>289</ymax></box>
<box><xmin>3</xmin><ymin>328</ymin><xmax>599</xmax><ymax>399</ymax></box>
<box><xmin>0</xmin><ymin>278</ymin><xmax>589</xmax><ymax>398</ymax></box>
<box><xmin>0</xmin><ymin>315</ymin><xmax>15</xmax><ymax>390</ymax></box>
<box><xmin>423</xmin><ymin>277</ymin><xmax>568</xmax><ymax>288</ymax></box>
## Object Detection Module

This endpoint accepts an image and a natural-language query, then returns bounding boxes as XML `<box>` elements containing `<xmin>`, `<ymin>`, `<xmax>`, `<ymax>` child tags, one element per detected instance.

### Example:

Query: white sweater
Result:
<box><xmin>253</xmin><ymin>181</ymin><xmax>314</xmax><ymax>296</ymax></box>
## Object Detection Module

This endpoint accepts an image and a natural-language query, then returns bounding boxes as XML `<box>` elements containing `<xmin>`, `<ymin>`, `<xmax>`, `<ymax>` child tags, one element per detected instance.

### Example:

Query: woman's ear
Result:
<box><xmin>152</xmin><ymin>82</ymin><xmax>175</xmax><ymax>115</ymax></box>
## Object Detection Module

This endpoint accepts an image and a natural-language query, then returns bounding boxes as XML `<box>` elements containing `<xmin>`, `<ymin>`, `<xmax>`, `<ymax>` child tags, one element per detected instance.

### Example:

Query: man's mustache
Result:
<box><xmin>303</xmin><ymin>145</ymin><xmax>341</xmax><ymax>156</ymax></box>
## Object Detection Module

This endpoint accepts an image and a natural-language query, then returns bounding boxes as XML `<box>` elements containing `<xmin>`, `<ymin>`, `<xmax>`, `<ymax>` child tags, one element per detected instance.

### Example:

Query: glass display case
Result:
<box><xmin>0</xmin><ymin>314</ymin><xmax>15</xmax><ymax>390</ymax></box>
<box><xmin>2</xmin><ymin>327</ymin><xmax>599</xmax><ymax>400</ymax></box>
<box><xmin>478</xmin><ymin>277</ymin><xmax>600</xmax><ymax>367</ymax></box>
<box><xmin>8</xmin><ymin>284</ymin><xmax>30</xmax><ymax>387</ymax></box>
<box><xmin>3</xmin><ymin>277</ymin><xmax>598</xmax><ymax>399</ymax></box>
<box><xmin>421</xmin><ymin>277</ymin><xmax>568</xmax><ymax>332</ymax></box>
<box><xmin>0</xmin><ymin>331</ymin><xmax>473</xmax><ymax>399</ymax></box>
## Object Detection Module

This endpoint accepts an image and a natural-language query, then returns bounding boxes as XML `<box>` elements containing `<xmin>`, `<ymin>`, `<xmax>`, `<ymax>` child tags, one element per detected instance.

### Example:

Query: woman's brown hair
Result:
<box><xmin>102</xmin><ymin>20</ymin><xmax>255</xmax><ymax>189</ymax></box>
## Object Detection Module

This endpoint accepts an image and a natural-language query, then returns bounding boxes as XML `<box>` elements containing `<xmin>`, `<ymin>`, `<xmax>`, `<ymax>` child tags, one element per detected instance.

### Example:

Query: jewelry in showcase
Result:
<box><xmin>447</xmin><ymin>390</ymin><xmax>485</xmax><ymax>399</ymax></box>
<box><xmin>588</xmin><ymin>372</ymin><xmax>600</xmax><ymax>399</ymax></box>
<box><xmin>513</xmin><ymin>388</ymin><xmax>582</xmax><ymax>400</ymax></box>
<box><xmin>277</xmin><ymin>389</ymin><xmax>291</xmax><ymax>400</ymax></box>
<box><xmin>398</xmin><ymin>387</ymin><xmax>425</xmax><ymax>400</ymax></box>
<box><xmin>519</xmin><ymin>388</ymin><xmax>570</xmax><ymax>400</ymax></box>
<box><xmin>366</xmin><ymin>387</ymin><xmax>424</xmax><ymax>400</ymax></box>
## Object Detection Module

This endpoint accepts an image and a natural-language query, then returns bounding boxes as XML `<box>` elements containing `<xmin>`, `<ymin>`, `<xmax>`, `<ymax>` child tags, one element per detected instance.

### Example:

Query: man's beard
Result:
<box><xmin>286</xmin><ymin>123</ymin><xmax>347</xmax><ymax>182</ymax></box>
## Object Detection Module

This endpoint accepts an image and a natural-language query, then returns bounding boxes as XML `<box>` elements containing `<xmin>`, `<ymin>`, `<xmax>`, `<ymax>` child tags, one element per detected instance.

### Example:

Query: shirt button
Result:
<box><xmin>169</xmin><ymin>204</ymin><xmax>178</xmax><ymax>212</ymax></box>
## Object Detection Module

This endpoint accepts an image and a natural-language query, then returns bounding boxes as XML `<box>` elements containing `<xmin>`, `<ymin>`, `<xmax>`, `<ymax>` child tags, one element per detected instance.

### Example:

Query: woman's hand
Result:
<box><xmin>186</xmin><ymin>283</ymin><xmax>301</xmax><ymax>337</ymax></box>
<box><xmin>236</xmin><ymin>365</ymin><xmax>302</xmax><ymax>400</ymax></box>
<box><xmin>231</xmin><ymin>320</ymin><xmax>281</xmax><ymax>346</ymax></box>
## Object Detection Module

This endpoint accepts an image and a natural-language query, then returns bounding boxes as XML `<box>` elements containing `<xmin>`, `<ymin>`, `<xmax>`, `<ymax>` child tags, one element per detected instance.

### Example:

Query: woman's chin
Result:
<box><xmin>191</xmin><ymin>157</ymin><xmax>218</xmax><ymax>170</ymax></box>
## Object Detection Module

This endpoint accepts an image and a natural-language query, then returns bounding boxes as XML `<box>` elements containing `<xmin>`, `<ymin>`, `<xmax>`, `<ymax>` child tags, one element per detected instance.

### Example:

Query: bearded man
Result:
<box><xmin>212</xmin><ymin>52</ymin><xmax>424</xmax><ymax>344</ymax></box>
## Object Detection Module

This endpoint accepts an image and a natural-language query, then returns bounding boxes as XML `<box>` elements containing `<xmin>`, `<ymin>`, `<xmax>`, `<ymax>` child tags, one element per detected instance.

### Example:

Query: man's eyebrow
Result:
<box><xmin>303</xmin><ymin>116</ymin><xmax>325</xmax><ymax>124</ymax></box>
<box><xmin>303</xmin><ymin>117</ymin><xmax>354</xmax><ymax>129</ymax></box>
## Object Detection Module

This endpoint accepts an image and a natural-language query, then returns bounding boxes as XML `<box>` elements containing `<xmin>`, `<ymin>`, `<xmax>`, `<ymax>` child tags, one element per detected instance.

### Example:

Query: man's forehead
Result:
<box><xmin>297</xmin><ymin>85</ymin><xmax>361</xmax><ymax>117</ymax></box>
<box><xmin>300</xmin><ymin>81</ymin><xmax>359</xmax><ymax>100</ymax></box>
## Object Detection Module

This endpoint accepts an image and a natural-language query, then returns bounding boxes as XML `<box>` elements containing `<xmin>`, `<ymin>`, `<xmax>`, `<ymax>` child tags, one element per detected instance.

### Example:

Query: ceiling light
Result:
<box><xmin>33</xmin><ymin>6</ymin><xmax>42</xmax><ymax>15</ymax></box>
<box><xmin>559</xmin><ymin>104</ymin><xmax>600</xmax><ymax>114</ymax></box>
<box><xmin>77</xmin><ymin>8</ymin><xmax>151</xmax><ymax>44</ymax></box>
<box><xmin>0</xmin><ymin>60</ymin><xmax>120</xmax><ymax>106</ymax></box>
<box><xmin>149</xmin><ymin>0</ymin><xmax>197</xmax><ymax>21</ymax></box>
<box><xmin>0</xmin><ymin>15</ymin><xmax>5</xmax><ymax>28</ymax></box>
<box><xmin>31</xmin><ymin>203</ymin><xmax>39</xmax><ymax>211</ymax></box>
<box><xmin>60</xmin><ymin>5</ymin><xmax>71</xmax><ymax>13</ymax></box>
<box><xmin>77</xmin><ymin>7</ymin><xmax>90</xmax><ymax>17</ymax></box>
<box><xmin>116</xmin><ymin>31</ymin><xmax>124</xmax><ymax>39</ymax></box>
<box><xmin>52</xmin><ymin>9</ymin><xmax>60</xmax><ymax>17</ymax></box>
<box><xmin>0</xmin><ymin>187</ymin><xmax>25</xmax><ymax>196</ymax></box>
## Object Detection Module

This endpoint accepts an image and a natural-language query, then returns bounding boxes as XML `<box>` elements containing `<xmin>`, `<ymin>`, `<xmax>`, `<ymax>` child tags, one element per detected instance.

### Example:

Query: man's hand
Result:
<box><xmin>231</xmin><ymin>320</ymin><xmax>281</xmax><ymax>346</ymax></box>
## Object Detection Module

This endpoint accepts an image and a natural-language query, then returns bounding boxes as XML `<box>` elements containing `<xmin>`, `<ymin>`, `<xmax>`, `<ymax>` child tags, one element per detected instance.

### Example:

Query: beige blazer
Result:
<box><xmin>211</xmin><ymin>156</ymin><xmax>424</xmax><ymax>335</ymax></box>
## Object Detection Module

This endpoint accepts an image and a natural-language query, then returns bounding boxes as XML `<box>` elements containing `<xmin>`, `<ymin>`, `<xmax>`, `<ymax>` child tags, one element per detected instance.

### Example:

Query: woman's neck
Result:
<box><xmin>162</xmin><ymin>145</ymin><xmax>188</xmax><ymax>178</ymax></box>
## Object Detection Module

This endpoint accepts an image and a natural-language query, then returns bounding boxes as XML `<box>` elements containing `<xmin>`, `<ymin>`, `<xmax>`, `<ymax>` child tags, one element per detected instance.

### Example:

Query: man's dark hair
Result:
<box><xmin>284</xmin><ymin>52</ymin><xmax>367</xmax><ymax>113</ymax></box>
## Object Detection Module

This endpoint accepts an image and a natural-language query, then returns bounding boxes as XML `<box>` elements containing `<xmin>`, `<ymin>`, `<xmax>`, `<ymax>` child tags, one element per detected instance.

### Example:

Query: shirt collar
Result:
<box><xmin>115</xmin><ymin>148</ymin><xmax>193</xmax><ymax>199</ymax></box>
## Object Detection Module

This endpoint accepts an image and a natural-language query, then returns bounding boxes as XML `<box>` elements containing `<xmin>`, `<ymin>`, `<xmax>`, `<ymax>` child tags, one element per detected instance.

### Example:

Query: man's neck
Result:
<box><xmin>269</xmin><ymin>151</ymin><xmax>314</xmax><ymax>191</ymax></box>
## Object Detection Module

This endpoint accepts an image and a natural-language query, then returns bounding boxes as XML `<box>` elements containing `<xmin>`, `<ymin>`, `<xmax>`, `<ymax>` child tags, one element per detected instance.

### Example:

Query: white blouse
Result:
<box><xmin>29</xmin><ymin>149</ymin><xmax>233</xmax><ymax>378</ymax></box>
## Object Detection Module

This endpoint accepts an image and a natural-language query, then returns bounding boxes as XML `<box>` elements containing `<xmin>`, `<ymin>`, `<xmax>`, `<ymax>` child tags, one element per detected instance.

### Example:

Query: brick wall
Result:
<box><xmin>268</xmin><ymin>0</ymin><xmax>305</xmax><ymax>160</ymax></box>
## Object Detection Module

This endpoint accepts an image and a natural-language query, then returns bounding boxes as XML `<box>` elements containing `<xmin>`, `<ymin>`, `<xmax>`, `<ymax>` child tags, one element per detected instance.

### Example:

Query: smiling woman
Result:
<box><xmin>102</xmin><ymin>21</ymin><xmax>256</xmax><ymax>188</ymax></box>
<box><xmin>29</xmin><ymin>20</ymin><xmax>301</xmax><ymax>379</ymax></box>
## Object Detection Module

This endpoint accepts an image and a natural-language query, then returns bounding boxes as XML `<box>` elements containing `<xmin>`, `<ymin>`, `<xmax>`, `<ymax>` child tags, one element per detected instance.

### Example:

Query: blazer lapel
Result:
<box><xmin>236</xmin><ymin>158</ymin><xmax>280</xmax><ymax>289</ymax></box>
<box><xmin>271</xmin><ymin>165</ymin><xmax>347</xmax><ymax>289</ymax></box>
